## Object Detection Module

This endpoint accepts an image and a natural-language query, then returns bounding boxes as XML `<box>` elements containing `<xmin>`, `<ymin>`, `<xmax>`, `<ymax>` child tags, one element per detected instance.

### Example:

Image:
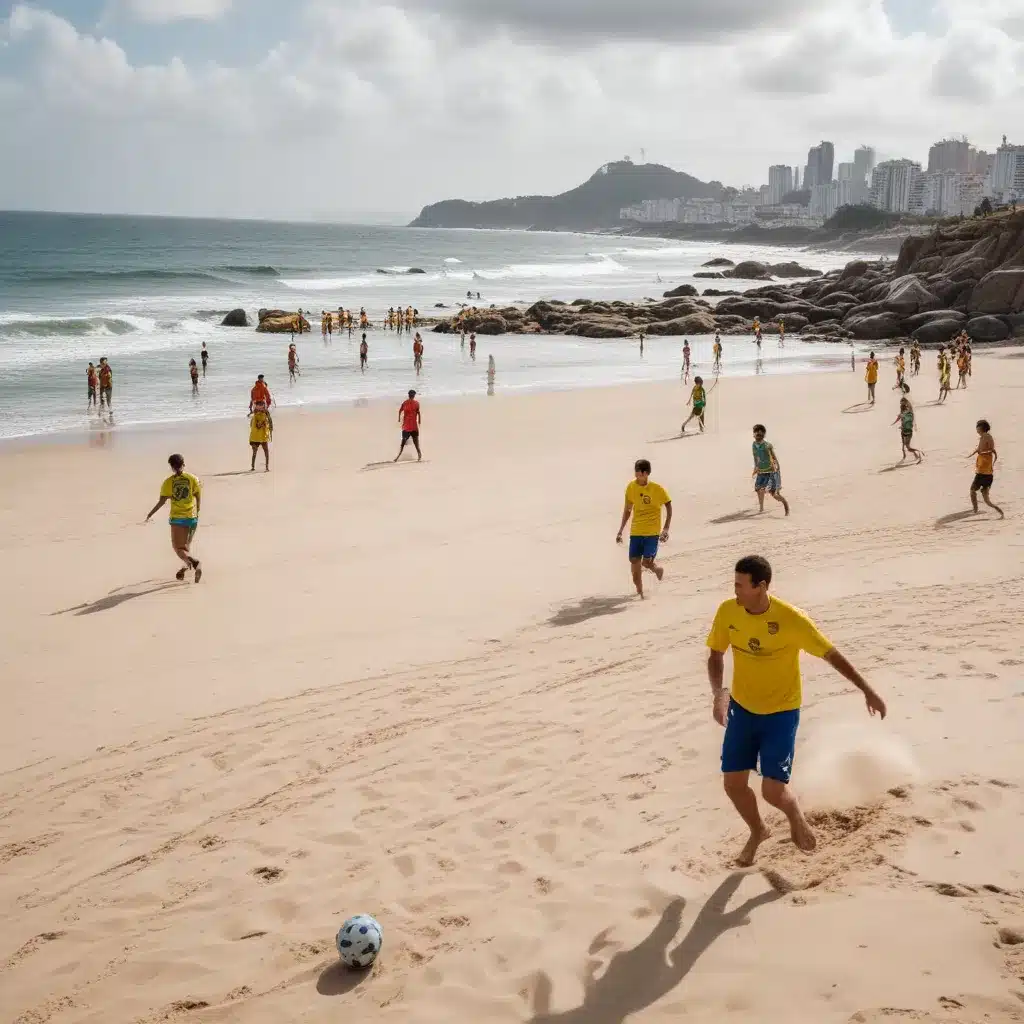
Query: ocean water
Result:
<box><xmin>0</xmin><ymin>212</ymin><xmax>869</xmax><ymax>440</ymax></box>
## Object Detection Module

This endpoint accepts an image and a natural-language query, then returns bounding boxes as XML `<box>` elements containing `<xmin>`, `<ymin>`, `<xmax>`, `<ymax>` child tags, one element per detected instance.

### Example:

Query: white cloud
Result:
<box><xmin>0</xmin><ymin>0</ymin><xmax>1022</xmax><ymax>218</ymax></box>
<box><xmin>121</xmin><ymin>0</ymin><xmax>233</xmax><ymax>22</ymax></box>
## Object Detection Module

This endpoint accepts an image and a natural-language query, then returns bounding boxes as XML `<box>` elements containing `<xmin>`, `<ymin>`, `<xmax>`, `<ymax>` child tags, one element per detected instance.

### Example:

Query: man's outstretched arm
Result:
<box><xmin>824</xmin><ymin>649</ymin><xmax>887</xmax><ymax>719</ymax></box>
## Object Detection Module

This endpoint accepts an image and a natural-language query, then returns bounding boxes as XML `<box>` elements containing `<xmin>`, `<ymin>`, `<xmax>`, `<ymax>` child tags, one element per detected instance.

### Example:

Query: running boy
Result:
<box><xmin>892</xmin><ymin>397</ymin><xmax>923</xmax><ymax>463</ymax></box>
<box><xmin>681</xmin><ymin>376</ymin><xmax>707</xmax><ymax>434</ymax></box>
<box><xmin>751</xmin><ymin>424</ymin><xmax>790</xmax><ymax>515</ymax></box>
<box><xmin>615</xmin><ymin>459</ymin><xmax>672</xmax><ymax>600</ymax></box>
<box><xmin>145</xmin><ymin>453</ymin><xmax>202</xmax><ymax>582</ymax></box>
<box><xmin>968</xmin><ymin>419</ymin><xmax>1004</xmax><ymax>517</ymax></box>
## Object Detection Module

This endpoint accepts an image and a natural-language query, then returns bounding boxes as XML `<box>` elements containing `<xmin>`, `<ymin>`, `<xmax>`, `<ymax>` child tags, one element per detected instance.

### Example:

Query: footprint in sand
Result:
<box><xmin>252</xmin><ymin>866</ymin><xmax>283</xmax><ymax>884</ymax></box>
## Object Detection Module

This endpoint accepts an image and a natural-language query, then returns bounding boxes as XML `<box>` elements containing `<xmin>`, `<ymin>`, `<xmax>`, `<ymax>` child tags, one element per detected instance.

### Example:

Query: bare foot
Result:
<box><xmin>789</xmin><ymin>813</ymin><xmax>817</xmax><ymax>854</ymax></box>
<box><xmin>653</xmin><ymin>566</ymin><xmax>664</xmax><ymax>582</ymax></box>
<box><xmin>736</xmin><ymin>824</ymin><xmax>771</xmax><ymax>867</ymax></box>
<box><xmin>781</xmin><ymin>498</ymin><xmax>790</xmax><ymax>516</ymax></box>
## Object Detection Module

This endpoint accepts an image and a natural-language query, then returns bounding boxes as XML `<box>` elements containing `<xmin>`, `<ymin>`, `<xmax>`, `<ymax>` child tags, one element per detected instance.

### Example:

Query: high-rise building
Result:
<box><xmin>767</xmin><ymin>164</ymin><xmax>794</xmax><ymax>206</ymax></box>
<box><xmin>969</xmin><ymin>149</ymin><xmax>993</xmax><ymax>176</ymax></box>
<box><xmin>917</xmin><ymin>170</ymin><xmax>960</xmax><ymax>215</ymax></box>
<box><xmin>853</xmin><ymin>146</ymin><xmax>876</xmax><ymax>183</ymax></box>
<box><xmin>990</xmin><ymin>136</ymin><xmax>1024</xmax><ymax>196</ymax></box>
<box><xmin>810</xmin><ymin>182</ymin><xmax>839</xmax><ymax>221</ymax></box>
<box><xmin>793</xmin><ymin>167</ymin><xmax>801</xmax><ymax>191</ymax></box>
<box><xmin>804</xmin><ymin>141</ymin><xmax>835</xmax><ymax>189</ymax></box>
<box><xmin>868</xmin><ymin>159</ymin><xmax>922</xmax><ymax>213</ymax></box>
<box><xmin>927</xmin><ymin>138</ymin><xmax>971</xmax><ymax>173</ymax></box>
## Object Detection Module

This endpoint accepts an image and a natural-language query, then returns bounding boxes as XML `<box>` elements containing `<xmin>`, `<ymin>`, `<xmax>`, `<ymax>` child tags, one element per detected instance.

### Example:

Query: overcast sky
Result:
<box><xmin>1</xmin><ymin>0</ymin><xmax>1022</xmax><ymax>220</ymax></box>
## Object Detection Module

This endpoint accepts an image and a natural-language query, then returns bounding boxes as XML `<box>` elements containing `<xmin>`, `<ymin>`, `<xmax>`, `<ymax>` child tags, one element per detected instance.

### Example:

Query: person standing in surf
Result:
<box><xmin>98</xmin><ymin>358</ymin><xmax>113</xmax><ymax>414</ymax></box>
<box><xmin>706</xmin><ymin>555</ymin><xmax>886</xmax><ymax>866</ymax></box>
<box><xmin>360</xmin><ymin>334</ymin><xmax>368</xmax><ymax>372</ymax></box>
<box><xmin>190</xmin><ymin>359</ymin><xmax>200</xmax><ymax>395</ymax></box>
<box><xmin>87</xmin><ymin>362</ymin><xmax>99</xmax><ymax>410</ymax></box>
<box><xmin>145</xmin><ymin>453</ymin><xmax>203</xmax><ymax>583</ymax></box>
<box><xmin>201</xmin><ymin>342</ymin><xmax>209</xmax><ymax>377</ymax></box>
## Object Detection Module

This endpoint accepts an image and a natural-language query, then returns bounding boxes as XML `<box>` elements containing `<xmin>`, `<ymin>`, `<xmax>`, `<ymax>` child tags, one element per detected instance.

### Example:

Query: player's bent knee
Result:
<box><xmin>760</xmin><ymin>778</ymin><xmax>789</xmax><ymax>804</ymax></box>
<box><xmin>722</xmin><ymin>771</ymin><xmax>750</xmax><ymax>797</ymax></box>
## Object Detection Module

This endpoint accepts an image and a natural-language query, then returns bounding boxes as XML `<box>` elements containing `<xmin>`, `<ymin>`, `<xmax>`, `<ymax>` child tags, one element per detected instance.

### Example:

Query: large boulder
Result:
<box><xmin>883</xmin><ymin>275</ymin><xmax>941</xmax><ymax>316</ymax></box>
<box><xmin>702</xmin><ymin>257</ymin><xmax>735</xmax><ymax>267</ymax></box>
<box><xmin>968</xmin><ymin>268</ymin><xmax>1024</xmax><ymax>314</ymax></box>
<box><xmin>844</xmin><ymin>311</ymin><xmax>903</xmax><ymax>340</ymax></box>
<box><xmin>572</xmin><ymin>316</ymin><xmax>634</xmax><ymax>338</ymax></box>
<box><xmin>966</xmin><ymin>315</ymin><xmax>1010</xmax><ymax>342</ymax></box>
<box><xmin>663</xmin><ymin>284</ymin><xmax>698</xmax><ymax>298</ymax></box>
<box><xmin>838</xmin><ymin>260</ymin><xmax>870</xmax><ymax>281</ymax></box>
<box><xmin>645</xmin><ymin>312</ymin><xmax>717</xmax><ymax>336</ymax></box>
<box><xmin>911</xmin><ymin>319</ymin><xmax>964</xmax><ymax>345</ymax></box>
<box><xmin>768</xmin><ymin>261</ymin><xmax>822</xmax><ymax>278</ymax></box>
<box><xmin>902</xmin><ymin>309</ymin><xmax>967</xmax><ymax>332</ymax></box>
<box><xmin>473</xmin><ymin>315</ymin><xmax>507</xmax><ymax>335</ymax></box>
<box><xmin>702</xmin><ymin>288</ymin><xmax>741</xmax><ymax>296</ymax></box>
<box><xmin>256</xmin><ymin>310</ymin><xmax>309</xmax><ymax>334</ymax></box>
<box><xmin>728</xmin><ymin>261</ymin><xmax>773</xmax><ymax>280</ymax></box>
<box><xmin>221</xmin><ymin>308</ymin><xmax>250</xmax><ymax>327</ymax></box>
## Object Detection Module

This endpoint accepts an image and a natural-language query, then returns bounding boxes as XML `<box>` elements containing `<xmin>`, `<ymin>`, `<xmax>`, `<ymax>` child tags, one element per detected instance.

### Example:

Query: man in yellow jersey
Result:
<box><xmin>968</xmin><ymin>419</ymin><xmax>1003</xmax><ymax>518</ymax></box>
<box><xmin>145</xmin><ymin>453</ymin><xmax>203</xmax><ymax>582</ymax></box>
<box><xmin>706</xmin><ymin>555</ymin><xmax>886</xmax><ymax>866</ymax></box>
<box><xmin>864</xmin><ymin>351</ymin><xmax>879</xmax><ymax>404</ymax></box>
<box><xmin>616</xmin><ymin>459</ymin><xmax>672</xmax><ymax>599</ymax></box>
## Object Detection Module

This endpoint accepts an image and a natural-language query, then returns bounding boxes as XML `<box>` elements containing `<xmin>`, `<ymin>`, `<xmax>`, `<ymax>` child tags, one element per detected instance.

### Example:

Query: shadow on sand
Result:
<box><xmin>53</xmin><ymin>580</ymin><xmax>184</xmax><ymax>617</ymax></box>
<box><xmin>710</xmin><ymin>509</ymin><xmax>759</xmax><ymax>525</ymax></box>
<box><xmin>877</xmin><ymin>459</ymin><xmax>920</xmax><ymax>473</ymax></box>
<box><xmin>934</xmin><ymin>510</ymin><xmax>977</xmax><ymax>529</ymax></box>
<box><xmin>527</xmin><ymin>873</ymin><xmax>780</xmax><ymax>1024</ymax></box>
<box><xmin>649</xmin><ymin>432</ymin><xmax>702</xmax><ymax>445</ymax></box>
<box><xmin>316</xmin><ymin>961</ymin><xmax>372</xmax><ymax>997</ymax></box>
<box><xmin>210</xmin><ymin>470</ymin><xmax>262</xmax><ymax>478</ymax></box>
<box><xmin>361</xmin><ymin>460</ymin><xmax>427</xmax><ymax>472</ymax></box>
<box><xmin>841</xmin><ymin>402</ymin><xmax>874</xmax><ymax>414</ymax></box>
<box><xmin>548</xmin><ymin>596</ymin><xmax>631</xmax><ymax>628</ymax></box>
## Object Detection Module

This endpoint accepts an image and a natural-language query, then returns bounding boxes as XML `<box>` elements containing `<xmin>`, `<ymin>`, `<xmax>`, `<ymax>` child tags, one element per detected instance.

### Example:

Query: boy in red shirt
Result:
<box><xmin>395</xmin><ymin>389</ymin><xmax>422</xmax><ymax>462</ymax></box>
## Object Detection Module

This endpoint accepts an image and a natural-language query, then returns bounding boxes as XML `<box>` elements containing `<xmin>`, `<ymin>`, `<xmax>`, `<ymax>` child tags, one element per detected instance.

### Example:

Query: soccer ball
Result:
<box><xmin>336</xmin><ymin>914</ymin><xmax>383</xmax><ymax>970</ymax></box>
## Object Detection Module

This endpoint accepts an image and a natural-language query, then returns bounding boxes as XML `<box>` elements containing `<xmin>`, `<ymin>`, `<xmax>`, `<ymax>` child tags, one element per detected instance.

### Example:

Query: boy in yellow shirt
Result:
<box><xmin>615</xmin><ymin>459</ymin><xmax>672</xmax><ymax>599</ymax></box>
<box><xmin>864</xmin><ymin>352</ymin><xmax>879</xmax><ymax>404</ymax></box>
<box><xmin>706</xmin><ymin>555</ymin><xmax>886</xmax><ymax>865</ymax></box>
<box><xmin>145</xmin><ymin>453</ymin><xmax>203</xmax><ymax>582</ymax></box>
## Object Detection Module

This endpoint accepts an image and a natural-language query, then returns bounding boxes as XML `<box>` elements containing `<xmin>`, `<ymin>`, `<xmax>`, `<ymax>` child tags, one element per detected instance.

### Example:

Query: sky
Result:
<box><xmin>1</xmin><ymin>0</ymin><xmax>1022</xmax><ymax>221</ymax></box>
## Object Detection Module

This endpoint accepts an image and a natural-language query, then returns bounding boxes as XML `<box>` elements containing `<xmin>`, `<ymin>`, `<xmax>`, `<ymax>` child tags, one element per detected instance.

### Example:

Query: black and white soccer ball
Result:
<box><xmin>336</xmin><ymin>914</ymin><xmax>383</xmax><ymax>970</ymax></box>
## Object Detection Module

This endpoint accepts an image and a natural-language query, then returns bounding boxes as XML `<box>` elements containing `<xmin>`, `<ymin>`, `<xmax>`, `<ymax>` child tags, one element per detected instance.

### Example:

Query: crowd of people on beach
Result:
<box><xmin>110</xmin><ymin>305</ymin><xmax>1007</xmax><ymax>869</ymax></box>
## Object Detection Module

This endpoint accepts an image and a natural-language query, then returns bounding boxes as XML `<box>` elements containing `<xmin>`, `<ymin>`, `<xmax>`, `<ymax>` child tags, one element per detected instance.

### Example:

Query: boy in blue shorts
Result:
<box><xmin>751</xmin><ymin>424</ymin><xmax>790</xmax><ymax>515</ymax></box>
<box><xmin>615</xmin><ymin>459</ymin><xmax>672</xmax><ymax>600</ymax></box>
<box><xmin>706</xmin><ymin>555</ymin><xmax>886</xmax><ymax>866</ymax></box>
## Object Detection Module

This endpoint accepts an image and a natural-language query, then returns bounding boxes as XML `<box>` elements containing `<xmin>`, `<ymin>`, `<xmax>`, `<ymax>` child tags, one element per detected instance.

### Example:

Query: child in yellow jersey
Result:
<box><xmin>968</xmin><ymin>418</ymin><xmax>1003</xmax><ymax>517</ymax></box>
<box><xmin>249</xmin><ymin>400</ymin><xmax>273</xmax><ymax>472</ymax></box>
<box><xmin>145</xmin><ymin>453</ymin><xmax>203</xmax><ymax>582</ymax></box>
<box><xmin>893</xmin><ymin>347</ymin><xmax>906</xmax><ymax>390</ymax></box>
<box><xmin>938</xmin><ymin>348</ymin><xmax>951</xmax><ymax>402</ymax></box>
<box><xmin>681</xmin><ymin>376</ymin><xmax>707</xmax><ymax>434</ymax></box>
<box><xmin>707</xmin><ymin>554</ymin><xmax>886</xmax><ymax>866</ymax></box>
<box><xmin>864</xmin><ymin>351</ymin><xmax>879</xmax><ymax>404</ymax></box>
<box><xmin>615</xmin><ymin>458</ymin><xmax>672</xmax><ymax>599</ymax></box>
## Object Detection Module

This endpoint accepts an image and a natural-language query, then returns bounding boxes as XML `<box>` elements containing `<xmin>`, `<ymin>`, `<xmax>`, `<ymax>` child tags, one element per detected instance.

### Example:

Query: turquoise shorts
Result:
<box><xmin>169</xmin><ymin>517</ymin><xmax>199</xmax><ymax>530</ymax></box>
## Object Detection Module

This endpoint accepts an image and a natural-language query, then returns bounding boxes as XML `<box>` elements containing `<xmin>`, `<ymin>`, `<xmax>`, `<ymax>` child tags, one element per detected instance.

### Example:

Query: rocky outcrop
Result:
<box><xmin>426</xmin><ymin>211</ymin><xmax>1024</xmax><ymax>341</ymax></box>
<box><xmin>702</xmin><ymin>257</ymin><xmax>734</xmax><ymax>267</ymax></box>
<box><xmin>256</xmin><ymin>309</ymin><xmax>311</xmax><ymax>334</ymax></box>
<box><xmin>221</xmin><ymin>308</ymin><xmax>250</xmax><ymax>327</ymax></box>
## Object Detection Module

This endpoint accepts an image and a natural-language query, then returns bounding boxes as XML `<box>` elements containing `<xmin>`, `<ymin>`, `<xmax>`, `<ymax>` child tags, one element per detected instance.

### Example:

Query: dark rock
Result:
<box><xmin>645</xmin><ymin>312</ymin><xmax>717</xmax><ymax>336</ymax></box>
<box><xmin>1003</xmin><ymin>313</ymin><xmax>1024</xmax><ymax>337</ymax></box>
<box><xmin>883</xmin><ymin>275</ymin><xmax>941</xmax><ymax>316</ymax></box>
<box><xmin>902</xmin><ymin>309</ymin><xmax>966</xmax><ymax>332</ymax></box>
<box><xmin>221</xmin><ymin>308</ymin><xmax>250</xmax><ymax>327</ymax></box>
<box><xmin>775</xmin><ymin>313</ymin><xmax>810</xmax><ymax>331</ymax></box>
<box><xmin>768</xmin><ymin>261</ymin><xmax>822</xmax><ymax>278</ymax></box>
<box><xmin>844</xmin><ymin>311</ymin><xmax>903</xmax><ymax>340</ymax></box>
<box><xmin>966</xmin><ymin>315</ymin><xmax>1010</xmax><ymax>341</ymax></box>
<box><xmin>911</xmin><ymin>319</ymin><xmax>964</xmax><ymax>345</ymax></box>
<box><xmin>473</xmin><ymin>315</ymin><xmax>507</xmax><ymax>335</ymax></box>
<box><xmin>432</xmin><ymin>321</ymin><xmax>452</xmax><ymax>333</ymax></box>
<box><xmin>728</xmin><ymin>261</ymin><xmax>773</xmax><ymax>280</ymax></box>
<box><xmin>434</xmin><ymin>302</ymin><xmax>447</xmax><ymax>308</ymax></box>
<box><xmin>968</xmin><ymin>268</ymin><xmax>1024</xmax><ymax>314</ymax></box>
<box><xmin>702</xmin><ymin>257</ymin><xmax>735</xmax><ymax>267</ymax></box>
<box><xmin>702</xmin><ymin>288</ymin><xmax>741</xmax><ymax>296</ymax></box>
<box><xmin>838</xmin><ymin>260</ymin><xmax>870</xmax><ymax>281</ymax></box>
<box><xmin>694</xmin><ymin>272</ymin><xmax>725</xmax><ymax>279</ymax></box>
<box><xmin>573</xmin><ymin>316</ymin><xmax>635</xmax><ymax>338</ymax></box>
<box><xmin>662</xmin><ymin>284</ymin><xmax>699</xmax><ymax>298</ymax></box>
<box><xmin>571</xmin><ymin>298</ymin><xmax>589</xmax><ymax>306</ymax></box>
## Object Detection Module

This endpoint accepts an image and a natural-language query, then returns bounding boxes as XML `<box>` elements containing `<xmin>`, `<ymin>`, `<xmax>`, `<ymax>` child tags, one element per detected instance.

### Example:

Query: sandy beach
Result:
<box><xmin>2</xmin><ymin>355</ymin><xmax>1024</xmax><ymax>1024</ymax></box>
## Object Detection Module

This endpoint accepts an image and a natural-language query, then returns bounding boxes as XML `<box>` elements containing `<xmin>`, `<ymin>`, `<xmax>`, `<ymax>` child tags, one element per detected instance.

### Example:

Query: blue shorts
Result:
<box><xmin>628</xmin><ymin>535</ymin><xmax>659</xmax><ymax>560</ymax></box>
<box><xmin>754</xmin><ymin>472</ymin><xmax>780</xmax><ymax>493</ymax></box>
<box><xmin>721</xmin><ymin>698</ymin><xmax>800</xmax><ymax>783</ymax></box>
<box><xmin>169</xmin><ymin>517</ymin><xmax>199</xmax><ymax>530</ymax></box>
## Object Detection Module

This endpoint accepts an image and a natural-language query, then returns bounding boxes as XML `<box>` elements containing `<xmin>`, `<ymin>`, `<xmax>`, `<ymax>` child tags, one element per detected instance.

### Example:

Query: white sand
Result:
<box><xmin>2</xmin><ymin>352</ymin><xmax>1024</xmax><ymax>1024</ymax></box>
